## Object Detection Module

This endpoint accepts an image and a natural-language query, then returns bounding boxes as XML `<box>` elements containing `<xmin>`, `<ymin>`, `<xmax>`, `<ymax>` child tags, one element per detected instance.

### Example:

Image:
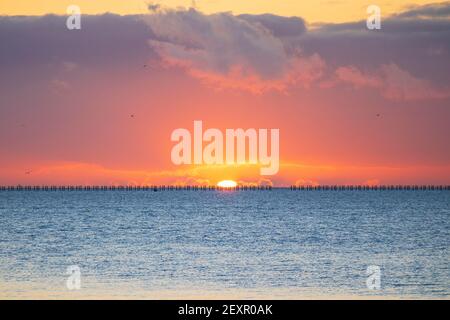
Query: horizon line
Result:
<box><xmin>1</xmin><ymin>185</ymin><xmax>449</xmax><ymax>191</ymax></box>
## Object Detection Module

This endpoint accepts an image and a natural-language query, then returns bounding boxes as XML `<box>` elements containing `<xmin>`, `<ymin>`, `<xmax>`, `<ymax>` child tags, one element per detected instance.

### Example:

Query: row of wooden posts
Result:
<box><xmin>0</xmin><ymin>185</ymin><xmax>449</xmax><ymax>191</ymax></box>
<box><xmin>0</xmin><ymin>185</ymin><xmax>272</xmax><ymax>191</ymax></box>
<box><xmin>290</xmin><ymin>185</ymin><xmax>450</xmax><ymax>191</ymax></box>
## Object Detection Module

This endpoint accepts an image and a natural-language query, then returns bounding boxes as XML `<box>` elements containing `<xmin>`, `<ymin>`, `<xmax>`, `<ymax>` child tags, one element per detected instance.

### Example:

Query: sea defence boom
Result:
<box><xmin>0</xmin><ymin>185</ymin><xmax>449</xmax><ymax>191</ymax></box>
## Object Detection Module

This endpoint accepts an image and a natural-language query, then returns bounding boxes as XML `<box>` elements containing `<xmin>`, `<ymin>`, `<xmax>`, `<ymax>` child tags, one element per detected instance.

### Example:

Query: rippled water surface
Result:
<box><xmin>0</xmin><ymin>190</ymin><xmax>449</xmax><ymax>299</ymax></box>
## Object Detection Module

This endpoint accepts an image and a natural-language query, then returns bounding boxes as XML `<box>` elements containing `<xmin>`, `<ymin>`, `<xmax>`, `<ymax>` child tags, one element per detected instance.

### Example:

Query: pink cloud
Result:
<box><xmin>335</xmin><ymin>63</ymin><xmax>450</xmax><ymax>101</ymax></box>
<box><xmin>145</xmin><ymin>9</ymin><xmax>325</xmax><ymax>93</ymax></box>
<box><xmin>335</xmin><ymin>66</ymin><xmax>381</xmax><ymax>89</ymax></box>
<box><xmin>380</xmin><ymin>63</ymin><xmax>450</xmax><ymax>101</ymax></box>
<box><xmin>237</xmin><ymin>178</ymin><xmax>273</xmax><ymax>187</ymax></box>
<box><xmin>294</xmin><ymin>179</ymin><xmax>320</xmax><ymax>187</ymax></box>
<box><xmin>364</xmin><ymin>179</ymin><xmax>380</xmax><ymax>186</ymax></box>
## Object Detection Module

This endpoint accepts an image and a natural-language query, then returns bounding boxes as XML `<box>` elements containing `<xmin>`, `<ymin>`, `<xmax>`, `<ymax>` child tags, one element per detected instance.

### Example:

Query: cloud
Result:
<box><xmin>2</xmin><ymin>160</ymin><xmax>450</xmax><ymax>186</ymax></box>
<box><xmin>141</xmin><ymin>5</ymin><xmax>450</xmax><ymax>96</ymax></box>
<box><xmin>335</xmin><ymin>66</ymin><xmax>381</xmax><ymax>89</ymax></box>
<box><xmin>395</xmin><ymin>2</ymin><xmax>450</xmax><ymax>19</ymax></box>
<box><xmin>237</xmin><ymin>178</ymin><xmax>273</xmax><ymax>187</ymax></box>
<box><xmin>238</xmin><ymin>13</ymin><xmax>307</xmax><ymax>38</ymax></box>
<box><xmin>0</xmin><ymin>14</ymin><xmax>155</xmax><ymax>69</ymax></box>
<box><xmin>144</xmin><ymin>8</ymin><xmax>324</xmax><ymax>93</ymax></box>
<box><xmin>147</xmin><ymin>3</ymin><xmax>161</xmax><ymax>12</ymax></box>
<box><xmin>294</xmin><ymin>179</ymin><xmax>319</xmax><ymax>187</ymax></box>
<box><xmin>300</xmin><ymin>2</ymin><xmax>450</xmax><ymax>97</ymax></box>
<box><xmin>335</xmin><ymin>63</ymin><xmax>450</xmax><ymax>101</ymax></box>
<box><xmin>381</xmin><ymin>63</ymin><xmax>450</xmax><ymax>101</ymax></box>
<box><xmin>173</xmin><ymin>177</ymin><xmax>211</xmax><ymax>186</ymax></box>
<box><xmin>364</xmin><ymin>179</ymin><xmax>380</xmax><ymax>186</ymax></box>
<box><xmin>0</xmin><ymin>2</ymin><xmax>449</xmax><ymax>98</ymax></box>
<box><xmin>50</xmin><ymin>78</ymin><xmax>71</xmax><ymax>92</ymax></box>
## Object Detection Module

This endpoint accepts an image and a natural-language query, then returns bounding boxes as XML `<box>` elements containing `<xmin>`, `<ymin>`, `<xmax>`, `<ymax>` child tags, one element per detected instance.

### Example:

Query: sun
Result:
<box><xmin>217</xmin><ymin>180</ymin><xmax>237</xmax><ymax>188</ymax></box>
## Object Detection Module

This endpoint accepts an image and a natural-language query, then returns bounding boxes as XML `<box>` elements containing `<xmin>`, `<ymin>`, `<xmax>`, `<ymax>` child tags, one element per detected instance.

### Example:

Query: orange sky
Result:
<box><xmin>0</xmin><ymin>2</ymin><xmax>449</xmax><ymax>186</ymax></box>
<box><xmin>0</xmin><ymin>0</ymin><xmax>441</xmax><ymax>23</ymax></box>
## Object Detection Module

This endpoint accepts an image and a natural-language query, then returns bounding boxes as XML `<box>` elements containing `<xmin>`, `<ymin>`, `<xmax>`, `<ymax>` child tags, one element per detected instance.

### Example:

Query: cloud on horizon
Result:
<box><xmin>2</xmin><ymin>160</ymin><xmax>450</xmax><ymax>186</ymax></box>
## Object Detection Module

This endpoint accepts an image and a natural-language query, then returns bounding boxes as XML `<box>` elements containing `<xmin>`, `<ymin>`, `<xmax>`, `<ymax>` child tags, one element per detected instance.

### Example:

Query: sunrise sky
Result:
<box><xmin>0</xmin><ymin>1</ymin><xmax>449</xmax><ymax>186</ymax></box>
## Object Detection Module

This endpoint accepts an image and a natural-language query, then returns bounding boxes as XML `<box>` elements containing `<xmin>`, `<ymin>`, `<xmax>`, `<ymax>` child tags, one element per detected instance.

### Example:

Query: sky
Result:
<box><xmin>0</xmin><ymin>1</ymin><xmax>449</xmax><ymax>186</ymax></box>
<box><xmin>0</xmin><ymin>0</ymin><xmax>443</xmax><ymax>23</ymax></box>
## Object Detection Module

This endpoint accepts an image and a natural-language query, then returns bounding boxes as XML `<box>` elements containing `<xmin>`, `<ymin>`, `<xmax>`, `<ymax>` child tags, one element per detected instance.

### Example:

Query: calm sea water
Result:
<box><xmin>0</xmin><ymin>190</ymin><xmax>449</xmax><ymax>299</ymax></box>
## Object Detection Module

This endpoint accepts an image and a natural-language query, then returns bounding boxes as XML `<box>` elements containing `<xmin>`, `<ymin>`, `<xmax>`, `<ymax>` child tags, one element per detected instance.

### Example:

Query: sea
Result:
<box><xmin>0</xmin><ymin>190</ymin><xmax>448</xmax><ymax>299</ymax></box>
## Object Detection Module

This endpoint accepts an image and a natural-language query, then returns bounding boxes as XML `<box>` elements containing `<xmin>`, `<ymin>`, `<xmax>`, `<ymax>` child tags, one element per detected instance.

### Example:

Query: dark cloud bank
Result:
<box><xmin>0</xmin><ymin>3</ymin><xmax>449</xmax><ymax>98</ymax></box>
